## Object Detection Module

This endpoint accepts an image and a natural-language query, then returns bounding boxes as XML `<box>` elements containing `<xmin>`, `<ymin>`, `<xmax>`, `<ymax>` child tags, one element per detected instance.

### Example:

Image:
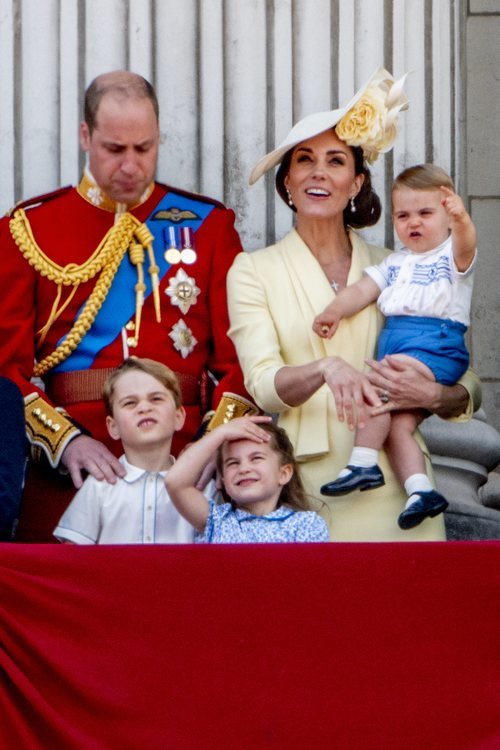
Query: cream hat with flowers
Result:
<box><xmin>249</xmin><ymin>67</ymin><xmax>409</xmax><ymax>185</ymax></box>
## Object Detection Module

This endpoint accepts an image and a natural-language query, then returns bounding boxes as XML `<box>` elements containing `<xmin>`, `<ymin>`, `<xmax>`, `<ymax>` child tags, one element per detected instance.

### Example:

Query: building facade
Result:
<box><xmin>0</xmin><ymin>0</ymin><xmax>499</xmax><ymax>432</ymax></box>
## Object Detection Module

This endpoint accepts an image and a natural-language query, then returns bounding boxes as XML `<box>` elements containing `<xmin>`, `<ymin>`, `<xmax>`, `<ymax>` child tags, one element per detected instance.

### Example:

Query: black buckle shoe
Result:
<box><xmin>398</xmin><ymin>490</ymin><xmax>449</xmax><ymax>530</ymax></box>
<box><xmin>321</xmin><ymin>464</ymin><xmax>385</xmax><ymax>497</ymax></box>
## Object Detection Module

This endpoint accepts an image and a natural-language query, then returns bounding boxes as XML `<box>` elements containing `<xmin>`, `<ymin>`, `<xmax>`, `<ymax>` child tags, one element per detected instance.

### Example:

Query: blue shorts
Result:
<box><xmin>376</xmin><ymin>315</ymin><xmax>469</xmax><ymax>385</ymax></box>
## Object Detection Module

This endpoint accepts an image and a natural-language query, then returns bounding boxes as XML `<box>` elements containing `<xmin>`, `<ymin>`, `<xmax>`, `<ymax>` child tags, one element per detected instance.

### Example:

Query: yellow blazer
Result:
<box><xmin>228</xmin><ymin>228</ymin><xmax>387</xmax><ymax>459</ymax></box>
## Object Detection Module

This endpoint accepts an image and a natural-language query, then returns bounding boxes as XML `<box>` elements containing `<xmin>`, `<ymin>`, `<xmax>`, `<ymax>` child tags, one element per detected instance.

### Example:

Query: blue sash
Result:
<box><xmin>53</xmin><ymin>191</ymin><xmax>215</xmax><ymax>372</ymax></box>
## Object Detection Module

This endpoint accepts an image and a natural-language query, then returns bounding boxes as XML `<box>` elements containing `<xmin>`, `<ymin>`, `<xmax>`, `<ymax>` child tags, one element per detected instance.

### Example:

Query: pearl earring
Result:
<box><xmin>350</xmin><ymin>196</ymin><xmax>356</xmax><ymax>213</ymax></box>
<box><xmin>286</xmin><ymin>187</ymin><xmax>294</xmax><ymax>207</ymax></box>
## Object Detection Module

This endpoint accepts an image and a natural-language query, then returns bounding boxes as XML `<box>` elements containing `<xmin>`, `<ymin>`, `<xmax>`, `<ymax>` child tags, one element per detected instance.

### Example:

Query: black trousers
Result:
<box><xmin>0</xmin><ymin>377</ymin><xmax>27</xmax><ymax>540</ymax></box>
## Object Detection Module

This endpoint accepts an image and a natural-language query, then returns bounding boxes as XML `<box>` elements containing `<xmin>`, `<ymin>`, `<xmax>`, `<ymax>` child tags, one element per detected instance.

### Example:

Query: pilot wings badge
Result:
<box><xmin>152</xmin><ymin>207</ymin><xmax>198</xmax><ymax>223</ymax></box>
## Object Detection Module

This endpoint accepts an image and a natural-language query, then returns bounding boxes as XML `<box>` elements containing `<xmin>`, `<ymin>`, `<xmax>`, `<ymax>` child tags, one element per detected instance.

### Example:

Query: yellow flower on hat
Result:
<box><xmin>248</xmin><ymin>67</ymin><xmax>409</xmax><ymax>184</ymax></box>
<box><xmin>336</xmin><ymin>70</ymin><xmax>409</xmax><ymax>164</ymax></box>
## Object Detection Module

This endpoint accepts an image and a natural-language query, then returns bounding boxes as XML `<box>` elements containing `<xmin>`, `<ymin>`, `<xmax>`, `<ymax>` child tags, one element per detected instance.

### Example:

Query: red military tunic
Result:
<box><xmin>0</xmin><ymin>178</ymin><xmax>252</xmax><ymax>540</ymax></box>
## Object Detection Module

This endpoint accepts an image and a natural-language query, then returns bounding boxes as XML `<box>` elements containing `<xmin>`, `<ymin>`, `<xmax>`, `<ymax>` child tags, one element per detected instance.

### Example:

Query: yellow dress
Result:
<box><xmin>227</xmin><ymin>229</ymin><xmax>479</xmax><ymax>541</ymax></box>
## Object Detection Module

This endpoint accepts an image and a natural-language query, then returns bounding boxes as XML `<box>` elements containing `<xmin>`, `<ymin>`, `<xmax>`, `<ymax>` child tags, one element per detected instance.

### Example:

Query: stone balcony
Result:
<box><xmin>420</xmin><ymin>409</ymin><xmax>500</xmax><ymax>540</ymax></box>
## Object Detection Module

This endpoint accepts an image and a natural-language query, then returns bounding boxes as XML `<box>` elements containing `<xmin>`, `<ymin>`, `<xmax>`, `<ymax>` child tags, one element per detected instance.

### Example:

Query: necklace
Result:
<box><xmin>301</xmin><ymin>228</ymin><xmax>351</xmax><ymax>294</ymax></box>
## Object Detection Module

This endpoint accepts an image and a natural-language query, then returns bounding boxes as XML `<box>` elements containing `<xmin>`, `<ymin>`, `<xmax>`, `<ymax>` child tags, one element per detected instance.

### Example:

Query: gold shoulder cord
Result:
<box><xmin>9</xmin><ymin>209</ymin><xmax>161</xmax><ymax>378</ymax></box>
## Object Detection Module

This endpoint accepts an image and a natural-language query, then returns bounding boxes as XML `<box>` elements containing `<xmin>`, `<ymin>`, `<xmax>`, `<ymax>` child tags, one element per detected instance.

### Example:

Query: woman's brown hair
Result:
<box><xmin>275</xmin><ymin>129</ymin><xmax>381</xmax><ymax>229</ymax></box>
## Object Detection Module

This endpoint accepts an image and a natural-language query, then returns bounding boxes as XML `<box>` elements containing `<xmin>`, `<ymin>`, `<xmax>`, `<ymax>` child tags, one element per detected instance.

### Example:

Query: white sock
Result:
<box><xmin>337</xmin><ymin>447</ymin><xmax>378</xmax><ymax>478</ymax></box>
<box><xmin>404</xmin><ymin>474</ymin><xmax>433</xmax><ymax>508</ymax></box>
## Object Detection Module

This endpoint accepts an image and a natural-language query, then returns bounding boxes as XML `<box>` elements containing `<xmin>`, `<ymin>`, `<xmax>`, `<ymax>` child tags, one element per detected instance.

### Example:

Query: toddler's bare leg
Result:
<box><xmin>351</xmin><ymin>351</ymin><xmax>434</xmax><ymax>452</ymax></box>
<box><xmin>385</xmin><ymin>410</ymin><xmax>426</xmax><ymax>484</ymax></box>
<box><xmin>355</xmin><ymin>411</ymin><xmax>391</xmax><ymax>450</ymax></box>
<box><xmin>320</xmin><ymin>404</ymin><xmax>390</xmax><ymax>496</ymax></box>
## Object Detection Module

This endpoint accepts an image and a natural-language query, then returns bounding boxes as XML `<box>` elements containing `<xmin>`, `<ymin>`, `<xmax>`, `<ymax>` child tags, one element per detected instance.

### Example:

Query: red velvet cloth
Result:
<box><xmin>1</xmin><ymin>542</ymin><xmax>499</xmax><ymax>749</ymax></box>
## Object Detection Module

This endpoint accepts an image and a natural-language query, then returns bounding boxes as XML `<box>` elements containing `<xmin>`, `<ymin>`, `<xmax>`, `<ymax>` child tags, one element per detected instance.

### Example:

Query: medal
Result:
<box><xmin>169</xmin><ymin>319</ymin><xmax>197</xmax><ymax>359</ymax></box>
<box><xmin>164</xmin><ymin>226</ymin><xmax>181</xmax><ymax>264</ymax></box>
<box><xmin>180</xmin><ymin>247</ymin><xmax>196</xmax><ymax>264</ymax></box>
<box><xmin>166</xmin><ymin>268</ymin><xmax>200</xmax><ymax>314</ymax></box>
<box><xmin>165</xmin><ymin>247</ymin><xmax>182</xmax><ymax>264</ymax></box>
<box><xmin>180</xmin><ymin>227</ymin><xmax>197</xmax><ymax>264</ymax></box>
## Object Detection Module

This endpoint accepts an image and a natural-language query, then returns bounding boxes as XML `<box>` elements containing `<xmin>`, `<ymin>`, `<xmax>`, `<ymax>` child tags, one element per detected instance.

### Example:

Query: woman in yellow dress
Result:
<box><xmin>227</xmin><ymin>69</ymin><xmax>480</xmax><ymax>541</ymax></box>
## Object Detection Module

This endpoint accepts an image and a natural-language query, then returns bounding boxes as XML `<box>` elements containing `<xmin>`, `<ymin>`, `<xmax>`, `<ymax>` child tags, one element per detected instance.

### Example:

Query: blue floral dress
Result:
<box><xmin>196</xmin><ymin>500</ymin><xmax>329</xmax><ymax>543</ymax></box>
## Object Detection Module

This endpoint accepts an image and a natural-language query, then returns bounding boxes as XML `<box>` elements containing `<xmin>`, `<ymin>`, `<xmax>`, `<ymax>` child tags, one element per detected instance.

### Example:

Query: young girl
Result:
<box><xmin>165</xmin><ymin>415</ymin><xmax>329</xmax><ymax>542</ymax></box>
<box><xmin>312</xmin><ymin>164</ymin><xmax>477</xmax><ymax>530</ymax></box>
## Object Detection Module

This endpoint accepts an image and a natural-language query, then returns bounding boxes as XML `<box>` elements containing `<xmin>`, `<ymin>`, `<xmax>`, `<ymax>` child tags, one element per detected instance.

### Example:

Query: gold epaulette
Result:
<box><xmin>206</xmin><ymin>392</ymin><xmax>258</xmax><ymax>431</ymax></box>
<box><xmin>25</xmin><ymin>393</ymin><xmax>80</xmax><ymax>468</ymax></box>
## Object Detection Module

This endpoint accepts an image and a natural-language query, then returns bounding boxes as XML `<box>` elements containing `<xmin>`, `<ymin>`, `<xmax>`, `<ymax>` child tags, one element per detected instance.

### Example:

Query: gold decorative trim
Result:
<box><xmin>25</xmin><ymin>393</ymin><xmax>80</xmax><ymax>468</ymax></box>
<box><xmin>10</xmin><ymin>208</ymin><xmax>161</xmax><ymax>377</ymax></box>
<box><xmin>206</xmin><ymin>392</ymin><xmax>258</xmax><ymax>431</ymax></box>
<box><xmin>10</xmin><ymin>207</ymin><xmax>126</xmax><ymax>286</ymax></box>
<box><xmin>77</xmin><ymin>169</ymin><xmax>154</xmax><ymax>213</ymax></box>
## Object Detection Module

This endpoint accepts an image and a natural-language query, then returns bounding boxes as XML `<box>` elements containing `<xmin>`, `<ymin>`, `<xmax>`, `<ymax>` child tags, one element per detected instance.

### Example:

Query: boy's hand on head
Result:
<box><xmin>440</xmin><ymin>186</ymin><xmax>467</xmax><ymax>223</ymax></box>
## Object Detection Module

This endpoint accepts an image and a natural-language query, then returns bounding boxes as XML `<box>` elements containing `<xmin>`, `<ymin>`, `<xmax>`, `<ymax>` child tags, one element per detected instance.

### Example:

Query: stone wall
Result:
<box><xmin>467</xmin><ymin>1</ymin><xmax>500</xmax><ymax>434</ymax></box>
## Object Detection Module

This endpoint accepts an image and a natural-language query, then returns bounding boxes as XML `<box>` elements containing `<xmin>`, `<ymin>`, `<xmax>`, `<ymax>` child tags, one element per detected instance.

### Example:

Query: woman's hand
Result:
<box><xmin>367</xmin><ymin>355</ymin><xmax>471</xmax><ymax>417</ymax></box>
<box><xmin>320</xmin><ymin>357</ymin><xmax>381</xmax><ymax>430</ymax></box>
<box><xmin>366</xmin><ymin>355</ymin><xmax>442</xmax><ymax>414</ymax></box>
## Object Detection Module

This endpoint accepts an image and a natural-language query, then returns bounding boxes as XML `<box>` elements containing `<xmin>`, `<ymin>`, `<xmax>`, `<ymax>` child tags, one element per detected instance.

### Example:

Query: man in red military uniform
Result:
<box><xmin>0</xmin><ymin>71</ymin><xmax>254</xmax><ymax>541</ymax></box>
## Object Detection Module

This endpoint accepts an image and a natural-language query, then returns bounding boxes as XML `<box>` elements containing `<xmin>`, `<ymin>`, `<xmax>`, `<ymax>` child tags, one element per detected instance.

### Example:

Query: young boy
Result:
<box><xmin>54</xmin><ymin>358</ymin><xmax>196</xmax><ymax>544</ymax></box>
<box><xmin>313</xmin><ymin>164</ymin><xmax>476</xmax><ymax>529</ymax></box>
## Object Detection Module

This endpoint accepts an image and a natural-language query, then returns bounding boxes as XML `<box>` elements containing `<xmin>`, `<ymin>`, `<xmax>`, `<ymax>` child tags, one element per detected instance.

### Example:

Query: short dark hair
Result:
<box><xmin>84</xmin><ymin>71</ymin><xmax>159</xmax><ymax>134</ymax></box>
<box><xmin>275</xmin><ymin>128</ymin><xmax>381</xmax><ymax>229</ymax></box>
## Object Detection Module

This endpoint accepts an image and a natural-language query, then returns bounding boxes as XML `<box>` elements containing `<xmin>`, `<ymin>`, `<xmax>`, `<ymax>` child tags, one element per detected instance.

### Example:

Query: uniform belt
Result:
<box><xmin>44</xmin><ymin>368</ymin><xmax>202</xmax><ymax>407</ymax></box>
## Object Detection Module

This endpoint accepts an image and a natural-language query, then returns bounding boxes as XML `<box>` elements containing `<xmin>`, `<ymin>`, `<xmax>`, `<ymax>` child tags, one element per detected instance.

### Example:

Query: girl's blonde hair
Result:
<box><xmin>216</xmin><ymin>421</ymin><xmax>311</xmax><ymax>512</ymax></box>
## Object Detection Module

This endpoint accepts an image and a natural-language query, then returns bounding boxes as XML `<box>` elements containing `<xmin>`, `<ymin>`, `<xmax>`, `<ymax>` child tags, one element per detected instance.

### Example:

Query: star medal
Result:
<box><xmin>164</xmin><ymin>226</ymin><xmax>181</xmax><ymax>264</ymax></box>
<box><xmin>165</xmin><ymin>268</ymin><xmax>200</xmax><ymax>314</ymax></box>
<box><xmin>179</xmin><ymin>227</ymin><xmax>197</xmax><ymax>265</ymax></box>
<box><xmin>169</xmin><ymin>319</ymin><xmax>197</xmax><ymax>359</ymax></box>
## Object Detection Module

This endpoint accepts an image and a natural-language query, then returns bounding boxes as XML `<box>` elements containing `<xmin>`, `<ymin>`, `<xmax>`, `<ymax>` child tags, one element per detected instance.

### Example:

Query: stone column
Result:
<box><xmin>420</xmin><ymin>409</ymin><xmax>500</xmax><ymax>540</ymax></box>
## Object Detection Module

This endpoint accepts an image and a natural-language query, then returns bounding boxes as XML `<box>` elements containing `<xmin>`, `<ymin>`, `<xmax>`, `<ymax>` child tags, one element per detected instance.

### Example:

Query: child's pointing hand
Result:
<box><xmin>440</xmin><ymin>186</ymin><xmax>467</xmax><ymax>223</ymax></box>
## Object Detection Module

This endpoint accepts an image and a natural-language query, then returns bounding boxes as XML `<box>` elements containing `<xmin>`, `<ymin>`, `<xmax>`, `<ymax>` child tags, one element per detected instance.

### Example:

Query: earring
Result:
<box><xmin>350</xmin><ymin>196</ymin><xmax>356</xmax><ymax>213</ymax></box>
<box><xmin>286</xmin><ymin>187</ymin><xmax>294</xmax><ymax>207</ymax></box>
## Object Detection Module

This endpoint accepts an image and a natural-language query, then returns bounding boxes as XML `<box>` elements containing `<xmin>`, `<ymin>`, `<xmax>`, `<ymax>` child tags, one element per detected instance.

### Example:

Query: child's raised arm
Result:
<box><xmin>164</xmin><ymin>415</ymin><xmax>273</xmax><ymax>532</ymax></box>
<box><xmin>440</xmin><ymin>186</ymin><xmax>476</xmax><ymax>271</ymax></box>
<box><xmin>313</xmin><ymin>276</ymin><xmax>381</xmax><ymax>338</ymax></box>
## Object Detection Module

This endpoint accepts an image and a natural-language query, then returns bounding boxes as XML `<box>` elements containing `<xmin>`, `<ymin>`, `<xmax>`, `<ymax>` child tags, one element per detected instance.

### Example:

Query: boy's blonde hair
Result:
<box><xmin>103</xmin><ymin>358</ymin><xmax>182</xmax><ymax>415</ymax></box>
<box><xmin>393</xmin><ymin>163</ymin><xmax>455</xmax><ymax>198</ymax></box>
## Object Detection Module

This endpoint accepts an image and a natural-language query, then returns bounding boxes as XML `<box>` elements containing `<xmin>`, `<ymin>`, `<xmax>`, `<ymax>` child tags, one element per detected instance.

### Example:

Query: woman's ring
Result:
<box><xmin>321</xmin><ymin>325</ymin><xmax>329</xmax><ymax>335</ymax></box>
<box><xmin>380</xmin><ymin>390</ymin><xmax>390</xmax><ymax>403</ymax></box>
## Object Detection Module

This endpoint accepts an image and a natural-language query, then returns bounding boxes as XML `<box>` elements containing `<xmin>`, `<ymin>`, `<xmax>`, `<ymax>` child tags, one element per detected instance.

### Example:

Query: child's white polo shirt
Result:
<box><xmin>54</xmin><ymin>455</ymin><xmax>196</xmax><ymax>544</ymax></box>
